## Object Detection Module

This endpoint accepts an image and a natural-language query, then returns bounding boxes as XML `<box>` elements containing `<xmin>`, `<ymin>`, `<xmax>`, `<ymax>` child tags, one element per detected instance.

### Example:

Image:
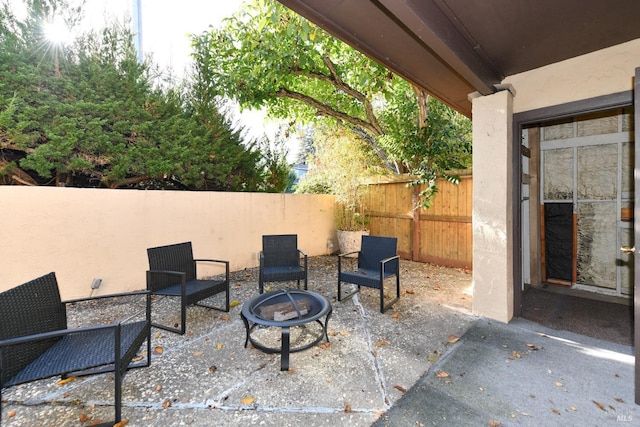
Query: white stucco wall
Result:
<box><xmin>471</xmin><ymin>90</ymin><xmax>514</xmax><ymax>322</ymax></box>
<box><xmin>0</xmin><ymin>187</ymin><xmax>335</xmax><ymax>299</ymax></box>
<box><xmin>504</xmin><ymin>39</ymin><xmax>640</xmax><ymax>113</ymax></box>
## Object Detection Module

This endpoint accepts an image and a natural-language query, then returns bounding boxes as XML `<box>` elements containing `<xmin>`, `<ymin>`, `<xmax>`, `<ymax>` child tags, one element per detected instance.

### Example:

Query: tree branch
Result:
<box><xmin>275</xmin><ymin>87</ymin><xmax>383</xmax><ymax>137</ymax></box>
<box><xmin>289</xmin><ymin>56</ymin><xmax>383</xmax><ymax>135</ymax></box>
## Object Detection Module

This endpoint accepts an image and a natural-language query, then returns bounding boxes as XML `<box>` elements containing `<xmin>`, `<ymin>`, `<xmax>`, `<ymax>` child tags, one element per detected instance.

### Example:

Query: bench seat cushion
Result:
<box><xmin>151</xmin><ymin>279</ymin><xmax>227</xmax><ymax>303</ymax></box>
<box><xmin>262</xmin><ymin>266</ymin><xmax>306</xmax><ymax>282</ymax></box>
<box><xmin>339</xmin><ymin>268</ymin><xmax>396</xmax><ymax>289</ymax></box>
<box><xmin>6</xmin><ymin>321</ymin><xmax>147</xmax><ymax>387</ymax></box>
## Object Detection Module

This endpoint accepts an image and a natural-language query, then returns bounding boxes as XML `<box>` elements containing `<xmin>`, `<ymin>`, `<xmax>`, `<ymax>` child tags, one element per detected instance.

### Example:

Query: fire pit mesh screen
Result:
<box><xmin>248</xmin><ymin>290</ymin><xmax>325</xmax><ymax>325</ymax></box>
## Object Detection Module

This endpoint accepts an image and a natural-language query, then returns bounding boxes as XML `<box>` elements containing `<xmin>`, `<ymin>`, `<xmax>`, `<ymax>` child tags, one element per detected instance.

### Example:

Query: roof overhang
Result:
<box><xmin>277</xmin><ymin>0</ymin><xmax>640</xmax><ymax>117</ymax></box>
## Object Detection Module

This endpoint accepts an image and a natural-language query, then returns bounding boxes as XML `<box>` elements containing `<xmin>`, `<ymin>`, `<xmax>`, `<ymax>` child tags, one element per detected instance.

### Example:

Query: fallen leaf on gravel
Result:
<box><xmin>392</xmin><ymin>312</ymin><xmax>399</xmax><ymax>319</ymax></box>
<box><xmin>555</xmin><ymin>381</ymin><xmax>563</xmax><ymax>387</ymax></box>
<box><xmin>57</xmin><ymin>376</ymin><xmax>77</xmax><ymax>385</ymax></box>
<box><xmin>79</xmin><ymin>413</ymin><xmax>90</xmax><ymax>423</ymax></box>
<box><xmin>488</xmin><ymin>421</ymin><xmax>501</xmax><ymax>426</ymax></box>
<box><xmin>570</xmin><ymin>406</ymin><xmax>577</xmax><ymax>411</ymax></box>
<box><xmin>427</xmin><ymin>354</ymin><xmax>439</xmax><ymax>362</ymax></box>
<box><xmin>551</xmin><ymin>408</ymin><xmax>561</xmax><ymax>415</ymax></box>
<box><xmin>156</xmin><ymin>385</ymin><xmax>162</xmax><ymax>392</ymax></box>
<box><xmin>240</xmin><ymin>397</ymin><xmax>255</xmax><ymax>405</ymax></box>
<box><xmin>209</xmin><ymin>365</ymin><xmax>217</xmax><ymax>374</ymax></box>
<box><xmin>592</xmin><ymin>400</ymin><xmax>606</xmax><ymax>411</ymax></box>
<box><xmin>394</xmin><ymin>385</ymin><xmax>407</xmax><ymax>393</ymax></box>
<box><xmin>113</xmin><ymin>421</ymin><xmax>129</xmax><ymax>427</ymax></box>
<box><xmin>217</xmin><ymin>343</ymin><xmax>223</xmax><ymax>350</ymax></box>
<box><xmin>162</xmin><ymin>400</ymin><xmax>172</xmax><ymax>408</ymax></box>
<box><xmin>153</xmin><ymin>346</ymin><xmax>163</xmax><ymax>355</ymax></box>
<box><xmin>8</xmin><ymin>410</ymin><xmax>16</xmax><ymax>418</ymax></box>
<box><xmin>192</xmin><ymin>351</ymin><xmax>204</xmax><ymax>356</ymax></box>
<box><xmin>436</xmin><ymin>371</ymin><xmax>450</xmax><ymax>378</ymax></box>
<box><xmin>526</xmin><ymin>343</ymin><xmax>542</xmax><ymax>350</ymax></box>
<box><xmin>405</xmin><ymin>289</ymin><xmax>415</xmax><ymax>294</ymax></box>
<box><xmin>512</xmin><ymin>351</ymin><xmax>521</xmax><ymax>358</ymax></box>
<box><xmin>319</xmin><ymin>342</ymin><xmax>331</xmax><ymax>349</ymax></box>
<box><xmin>615</xmin><ymin>397</ymin><xmax>624</xmax><ymax>403</ymax></box>
<box><xmin>448</xmin><ymin>335</ymin><xmax>460</xmax><ymax>344</ymax></box>
<box><xmin>339</xmin><ymin>331</ymin><xmax>350</xmax><ymax>336</ymax></box>
<box><xmin>344</xmin><ymin>400</ymin><xmax>353</xmax><ymax>413</ymax></box>
<box><xmin>220</xmin><ymin>316</ymin><xmax>230</xmax><ymax>321</ymax></box>
<box><xmin>374</xmin><ymin>339</ymin><xmax>390</xmax><ymax>347</ymax></box>
<box><xmin>230</xmin><ymin>300</ymin><xmax>241</xmax><ymax>307</ymax></box>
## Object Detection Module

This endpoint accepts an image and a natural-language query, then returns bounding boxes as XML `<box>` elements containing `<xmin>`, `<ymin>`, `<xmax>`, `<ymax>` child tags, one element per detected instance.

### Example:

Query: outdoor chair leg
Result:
<box><xmin>338</xmin><ymin>279</ymin><xmax>360</xmax><ymax>302</ymax></box>
<box><xmin>379</xmin><ymin>276</ymin><xmax>400</xmax><ymax>313</ymax></box>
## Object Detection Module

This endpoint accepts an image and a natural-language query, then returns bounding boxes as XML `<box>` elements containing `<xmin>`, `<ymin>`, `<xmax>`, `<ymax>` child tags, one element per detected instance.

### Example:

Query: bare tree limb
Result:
<box><xmin>275</xmin><ymin>87</ymin><xmax>383</xmax><ymax>137</ymax></box>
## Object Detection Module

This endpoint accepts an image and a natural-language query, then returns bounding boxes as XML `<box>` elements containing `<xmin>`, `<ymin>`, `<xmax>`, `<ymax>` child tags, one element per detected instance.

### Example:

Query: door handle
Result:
<box><xmin>620</xmin><ymin>246</ymin><xmax>635</xmax><ymax>254</ymax></box>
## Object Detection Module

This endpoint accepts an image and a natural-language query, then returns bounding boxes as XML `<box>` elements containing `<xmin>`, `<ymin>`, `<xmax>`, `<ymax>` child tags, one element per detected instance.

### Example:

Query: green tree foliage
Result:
<box><xmin>191</xmin><ymin>0</ymin><xmax>471</xmax><ymax>207</ymax></box>
<box><xmin>0</xmin><ymin>0</ymin><xmax>285</xmax><ymax>191</ymax></box>
<box><xmin>295</xmin><ymin>124</ymin><xmax>387</xmax><ymax>229</ymax></box>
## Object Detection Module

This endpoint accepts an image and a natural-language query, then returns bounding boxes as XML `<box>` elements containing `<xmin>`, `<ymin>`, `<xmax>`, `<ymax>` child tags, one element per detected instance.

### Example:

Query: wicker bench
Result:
<box><xmin>0</xmin><ymin>272</ymin><xmax>151</xmax><ymax>425</ymax></box>
<box><xmin>147</xmin><ymin>242</ymin><xmax>230</xmax><ymax>334</ymax></box>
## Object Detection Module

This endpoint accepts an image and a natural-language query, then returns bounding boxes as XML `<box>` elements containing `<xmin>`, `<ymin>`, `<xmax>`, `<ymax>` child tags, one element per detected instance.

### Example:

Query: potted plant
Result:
<box><xmin>335</xmin><ymin>186</ymin><xmax>370</xmax><ymax>255</ymax></box>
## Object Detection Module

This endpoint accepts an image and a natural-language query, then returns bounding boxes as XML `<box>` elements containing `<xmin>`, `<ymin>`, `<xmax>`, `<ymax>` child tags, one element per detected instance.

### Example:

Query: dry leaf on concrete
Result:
<box><xmin>240</xmin><ymin>396</ymin><xmax>255</xmax><ymax>405</ymax></box>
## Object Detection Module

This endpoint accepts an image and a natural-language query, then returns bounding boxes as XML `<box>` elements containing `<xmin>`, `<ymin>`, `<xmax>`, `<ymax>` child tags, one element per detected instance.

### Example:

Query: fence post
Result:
<box><xmin>412</xmin><ymin>184</ymin><xmax>420</xmax><ymax>262</ymax></box>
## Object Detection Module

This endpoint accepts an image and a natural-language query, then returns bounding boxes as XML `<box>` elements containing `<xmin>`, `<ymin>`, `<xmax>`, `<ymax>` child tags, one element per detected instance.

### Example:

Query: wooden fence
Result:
<box><xmin>363</xmin><ymin>172</ymin><xmax>473</xmax><ymax>270</ymax></box>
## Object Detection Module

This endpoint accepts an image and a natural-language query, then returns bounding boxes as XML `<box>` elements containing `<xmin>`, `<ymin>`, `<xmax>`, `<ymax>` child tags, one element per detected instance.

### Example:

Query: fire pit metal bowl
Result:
<box><xmin>241</xmin><ymin>289</ymin><xmax>332</xmax><ymax>370</ymax></box>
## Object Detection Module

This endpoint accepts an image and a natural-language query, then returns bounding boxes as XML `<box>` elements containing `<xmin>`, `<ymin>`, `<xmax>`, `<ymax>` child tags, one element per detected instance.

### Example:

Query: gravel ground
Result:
<box><xmin>3</xmin><ymin>256</ymin><xmax>476</xmax><ymax>427</ymax></box>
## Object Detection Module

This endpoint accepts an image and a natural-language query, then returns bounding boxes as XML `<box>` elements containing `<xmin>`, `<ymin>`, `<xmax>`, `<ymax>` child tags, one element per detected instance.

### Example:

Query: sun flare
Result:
<box><xmin>43</xmin><ymin>17</ymin><xmax>72</xmax><ymax>45</ymax></box>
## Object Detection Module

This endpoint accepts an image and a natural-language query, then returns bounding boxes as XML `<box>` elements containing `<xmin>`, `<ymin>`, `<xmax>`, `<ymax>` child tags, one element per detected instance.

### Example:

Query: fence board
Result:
<box><xmin>364</xmin><ymin>173</ymin><xmax>472</xmax><ymax>269</ymax></box>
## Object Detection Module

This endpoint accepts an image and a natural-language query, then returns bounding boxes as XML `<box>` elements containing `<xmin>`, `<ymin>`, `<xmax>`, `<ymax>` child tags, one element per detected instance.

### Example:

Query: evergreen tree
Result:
<box><xmin>0</xmin><ymin>0</ymin><xmax>287</xmax><ymax>191</ymax></box>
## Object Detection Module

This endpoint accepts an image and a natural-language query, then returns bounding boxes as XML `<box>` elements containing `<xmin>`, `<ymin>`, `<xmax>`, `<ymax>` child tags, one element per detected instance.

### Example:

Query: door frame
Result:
<box><xmin>512</xmin><ymin>88</ymin><xmax>636</xmax><ymax>402</ymax></box>
<box><xmin>512</xmin><ymin>90</ymin><xmax>634</xmax><ymax>313</ymax></box>
<box><xmin>633</xmin><ymin>66</ymin><xmax>639</xmax><ymax>405</ymax></box>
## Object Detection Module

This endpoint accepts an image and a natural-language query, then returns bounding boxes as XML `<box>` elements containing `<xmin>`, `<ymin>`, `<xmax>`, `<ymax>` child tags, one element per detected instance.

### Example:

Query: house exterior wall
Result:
<box><xmin>504</xmin><ymin>39</ymin><xmax>640</xmax><ymax>114</ymax></box>
<box><xmin>0</xmin><ymin>187</ymin><xmax>335</xmax><ymax>299</ymax></box>
<box><xmin>471</xmin><ymin>90</ymin><xmax>514</xmax><ymax>322</ymax></box>
<box><xmin>471</xmin><ymin>38</ymin><xmax>638</xmax><ymax>322</ymax></box>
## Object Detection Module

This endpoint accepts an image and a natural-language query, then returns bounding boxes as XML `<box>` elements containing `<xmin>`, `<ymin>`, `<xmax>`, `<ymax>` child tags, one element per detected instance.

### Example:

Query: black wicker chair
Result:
<box><xmin>0</xmin><ymin>272</ymin><xmax>151</xmax><ymax>425</ymax></box>
<box><xmin>259</xmin><ymin>234</ymin><xmax>308</xmax><ymax>293</ymax></box>
<box><xmin>147</xmin><ymin>241</ymin><xmax>230</xmax><ymax>334</ymax></box>
<box><xmin>338</xmin><ymin>235</ymin><xmax>400</xmax><ymax>313</ymax></box>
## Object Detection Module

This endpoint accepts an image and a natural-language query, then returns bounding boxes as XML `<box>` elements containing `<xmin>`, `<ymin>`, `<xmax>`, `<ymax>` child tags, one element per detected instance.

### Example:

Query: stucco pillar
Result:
<box><xmin>471</xmin><ymin>89</ymin><xmax>514</xmax><ymax>322</ymax></box>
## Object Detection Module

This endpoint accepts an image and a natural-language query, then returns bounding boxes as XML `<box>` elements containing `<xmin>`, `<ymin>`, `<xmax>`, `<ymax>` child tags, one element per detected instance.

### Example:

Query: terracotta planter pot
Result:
<box><xmin>336</xmin><ymin>230</ymin><xmax>369</xmax><ymax>257</ymax></box>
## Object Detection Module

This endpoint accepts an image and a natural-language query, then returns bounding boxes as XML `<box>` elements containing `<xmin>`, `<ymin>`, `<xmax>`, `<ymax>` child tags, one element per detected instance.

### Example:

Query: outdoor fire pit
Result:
<box><xmin>241</xmin><ymin>289</ymin><xmax>332</xmax><ymax>370</ymax></box>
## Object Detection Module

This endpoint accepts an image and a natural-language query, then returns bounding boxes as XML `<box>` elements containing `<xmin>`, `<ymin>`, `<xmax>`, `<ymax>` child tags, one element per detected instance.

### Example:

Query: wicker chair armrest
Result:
<box><xmin>147</xmin><ymin>269</ymin><xmax>185</xmax><ymax>278</ymax></box>
<box><xmin>62</xmin><ymin>290</ymin><xmax>150</xmax><ymax>305</ymax></box>
<box><xmin>338</xmin><ymin>251</ymin><xmax>360</xmax><ymax>258</ymax></box>
<box><xmin>380</xmin><ymin>255</ymin><xmax>400</xmax><ymax>264</ymax></box>
<box><xmin>194</xmin><ymin>258</ymin><xmax>228</xmax><ymax>264</ymax></box>
<box><xmin>380</xmin><ymin>255</ymin><xmax>400</xmax><ymax>274</ymax></box>
<box><xmin>0</xmin><ymin>323</ymin><xmax>117</xmax><ymax>348</ymax></box>
<box><xmin>193</xmin><ymin>259</ymin><xmax>230</xmax><ymax>270</ymax></box>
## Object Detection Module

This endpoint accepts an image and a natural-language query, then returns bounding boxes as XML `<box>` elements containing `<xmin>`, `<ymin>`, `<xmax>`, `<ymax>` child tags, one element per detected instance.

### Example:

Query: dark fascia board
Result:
<box><xmin>376</xmin><ymin>0</ymin><xmax>501</xmax><ymax>95</ymax></box>
<box><xmin>277</xmin><ymin>0</ymin><xmax>479</xmax><ymax>116</ymax></box>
